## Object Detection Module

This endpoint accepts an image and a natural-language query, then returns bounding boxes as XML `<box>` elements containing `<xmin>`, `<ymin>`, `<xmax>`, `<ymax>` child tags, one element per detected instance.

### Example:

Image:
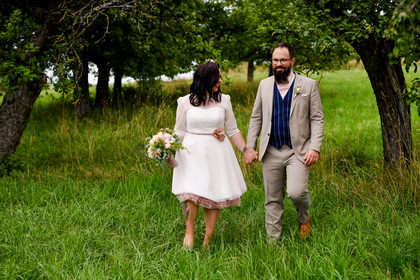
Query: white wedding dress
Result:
<box><xmin>172</xmin><ymin>94</ymin><xmax>247</xmax><ymax>208</ymax></box>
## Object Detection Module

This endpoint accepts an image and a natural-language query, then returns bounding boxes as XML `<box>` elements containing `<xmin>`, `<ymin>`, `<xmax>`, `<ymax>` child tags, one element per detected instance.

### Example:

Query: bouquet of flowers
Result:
<box><xmin>145</xmin><ymin>128</ymin><xmax>184</xmax><ymax>167</ymax></box>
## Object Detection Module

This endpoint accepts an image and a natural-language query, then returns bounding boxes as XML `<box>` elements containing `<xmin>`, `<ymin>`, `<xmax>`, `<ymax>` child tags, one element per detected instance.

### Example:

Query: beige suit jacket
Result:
<box><xmin>246</xmin><ymin>74</ymin><xmax>324</xmax><ymax>162</ymax></box>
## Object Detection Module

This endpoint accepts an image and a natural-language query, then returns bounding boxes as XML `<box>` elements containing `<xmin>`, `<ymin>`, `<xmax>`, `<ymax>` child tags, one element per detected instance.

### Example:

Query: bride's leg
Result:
<box><xmin>203</xmin><ymin>208</ymin><xmax>221</xmax><ymax>247</ymax></box>
<box><xmin>183</xmin><ymin>200</ymin><xmax>198</xmax><ymax>249</ymax></box>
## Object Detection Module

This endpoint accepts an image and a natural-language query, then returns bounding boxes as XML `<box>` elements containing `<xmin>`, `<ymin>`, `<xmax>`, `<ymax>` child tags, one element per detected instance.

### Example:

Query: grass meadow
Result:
<box><xmin>0</xmin><ymin>65</ymin><xmax>419</xmax><ymax>279</ymax></box>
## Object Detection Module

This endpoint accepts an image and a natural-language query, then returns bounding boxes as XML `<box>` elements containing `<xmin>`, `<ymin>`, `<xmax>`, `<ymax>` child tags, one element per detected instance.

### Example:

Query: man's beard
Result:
<box><xmin>273</xmin><ymin>66</ymin><xmax>291</xmax><ymax>83</ymax></box>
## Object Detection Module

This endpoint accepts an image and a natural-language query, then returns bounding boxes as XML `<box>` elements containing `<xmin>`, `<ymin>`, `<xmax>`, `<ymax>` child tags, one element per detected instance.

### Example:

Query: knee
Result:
<box><xmin>288</xmin><ymin>190</ymin><xmax>308</xmax><ymax>202</ymax></box>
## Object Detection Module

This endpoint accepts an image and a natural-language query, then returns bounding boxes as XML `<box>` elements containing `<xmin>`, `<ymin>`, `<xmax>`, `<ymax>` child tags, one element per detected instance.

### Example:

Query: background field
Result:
<box><xmin>0</xmin><ymin>67</ymin><xmax>418</xmax><ymax>279</ymax></box>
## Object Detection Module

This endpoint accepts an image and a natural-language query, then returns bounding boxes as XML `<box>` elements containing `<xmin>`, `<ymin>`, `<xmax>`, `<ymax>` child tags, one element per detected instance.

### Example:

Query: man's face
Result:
<box><xmin>272</xmin><ymin>47</ymin><xmax>295</xmax><ymax>83</ymax></box>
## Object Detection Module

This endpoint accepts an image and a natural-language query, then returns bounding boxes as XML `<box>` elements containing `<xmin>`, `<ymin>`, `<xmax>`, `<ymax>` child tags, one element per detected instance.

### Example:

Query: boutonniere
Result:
<box><xmin>294</xmin><ymin>85</ymin><xmax>302</xmax><ymax>95</ymax></box>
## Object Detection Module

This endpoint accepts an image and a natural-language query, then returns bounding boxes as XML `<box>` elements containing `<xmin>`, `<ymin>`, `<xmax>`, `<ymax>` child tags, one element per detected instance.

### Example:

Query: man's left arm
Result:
<box><xmin>305</xmin><ymin>80</ymin><xmax>324</xmax><ymax>166</ymax></box>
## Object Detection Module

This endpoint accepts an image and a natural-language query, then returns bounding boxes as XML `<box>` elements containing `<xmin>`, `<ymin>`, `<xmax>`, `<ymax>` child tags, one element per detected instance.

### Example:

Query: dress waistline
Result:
<box><xmin>187</xmin><ymin>129</ymin><xmax>225</xmax><ymax>142</ymax></box>
<box><xmin>187</xmin><ymin>131</ymin><xmax>213</xmax><ymax>135</ymax></box>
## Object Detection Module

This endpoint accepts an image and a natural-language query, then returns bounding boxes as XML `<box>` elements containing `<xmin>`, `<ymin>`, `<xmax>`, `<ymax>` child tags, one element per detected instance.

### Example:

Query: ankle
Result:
<box><xmin>183</xmin><ymin>234</ymin><xmax>194</xmax><ymax>248</ymax></box>
<box><xmin>203</xmin><ymin>233</ymin><xmax>213</xmax><ymax>246</ymax></box>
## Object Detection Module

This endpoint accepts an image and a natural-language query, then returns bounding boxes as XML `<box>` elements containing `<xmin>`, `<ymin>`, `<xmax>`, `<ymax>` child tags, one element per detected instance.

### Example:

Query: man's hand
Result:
<box><xmin>244</xmin><ymin>148</ymin><xmax>258</xmax><ymax>165</ymax></box>
<box><xmin>304</xmin><ymin>149</ymin><xmax>319</xmax><ymax>166</ymax></box>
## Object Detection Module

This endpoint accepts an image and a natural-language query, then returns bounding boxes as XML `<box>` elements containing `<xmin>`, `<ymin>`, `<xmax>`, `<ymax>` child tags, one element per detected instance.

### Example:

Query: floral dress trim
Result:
<box><xmin>177</xmin><ymin>193</ymin><xmax>241</xmax><ymax>209</ymax></box>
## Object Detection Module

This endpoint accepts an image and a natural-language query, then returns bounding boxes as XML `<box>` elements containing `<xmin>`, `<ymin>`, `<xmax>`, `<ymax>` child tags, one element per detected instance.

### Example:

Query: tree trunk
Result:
<box><xmin>247</xmin><ymin>60</ymin><xmax>255</xmax><ymax>82</ymax></box>
<box><xmin>0</xmin><ymin>81</ymin><xmax>44</xmax><ymax>166</ymax></box>
<box><xmin>0</xmin><ymin>10</ymin><xmax>55</xmax><ymax>166</ymax></box>
<box><xmin>113</xmin><ymin>66</ymin><xmax>123</xmax><ymax>108</ymax></box>
<box><xmin>95</xmin><ymin>61</ymin><xmax>111</xmax><ymax>109</ymax></box>
<box><xmin>74</xmin><ymin>57</ymin><xmax>93</xmax><ymax>119</ymax></box>
<box><xmin>352</xmin><ymin>34</ymin><xmax>412</xmax><ymax>168</ymax></box>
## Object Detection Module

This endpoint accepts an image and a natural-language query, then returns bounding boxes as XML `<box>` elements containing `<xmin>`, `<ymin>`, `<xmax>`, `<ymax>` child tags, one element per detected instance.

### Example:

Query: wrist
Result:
<box><xmin>242</xmin><ymin>146</ymin><xmax>248</xmax><ymax>153</ymax></box>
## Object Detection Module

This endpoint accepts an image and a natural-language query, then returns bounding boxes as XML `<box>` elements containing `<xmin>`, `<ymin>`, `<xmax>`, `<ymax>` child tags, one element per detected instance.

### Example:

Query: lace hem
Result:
<box><xmin>177</xmin><ymin>193</ymin><xmax>241</xmax><ymax>209</ymax></box>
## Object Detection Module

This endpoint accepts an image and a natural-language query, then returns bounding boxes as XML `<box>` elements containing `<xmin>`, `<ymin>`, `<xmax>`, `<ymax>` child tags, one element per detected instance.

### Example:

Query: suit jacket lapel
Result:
<box><xmin>290</xmin><ymin>73</ymin><xmax>302</xmax><ymax>116</ymax></box>
<box><xmin>265</xmin><ymin>76</ymin><xmax>275</xmax><ymax>120</ymax></box>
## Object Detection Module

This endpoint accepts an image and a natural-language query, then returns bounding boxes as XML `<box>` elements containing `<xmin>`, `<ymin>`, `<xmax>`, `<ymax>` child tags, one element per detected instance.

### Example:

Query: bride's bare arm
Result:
<box><xmin>229</xmin><ymin>132</ymin><xmax>247</xmax><ymax>152</ymax></box>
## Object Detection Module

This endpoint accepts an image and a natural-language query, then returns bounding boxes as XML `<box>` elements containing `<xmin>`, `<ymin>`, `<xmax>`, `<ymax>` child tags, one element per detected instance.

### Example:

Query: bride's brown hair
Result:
<box><xmin>189</xmin><ymin>61</ymin><xmax>221</xmax><ymax>107</ymax></box>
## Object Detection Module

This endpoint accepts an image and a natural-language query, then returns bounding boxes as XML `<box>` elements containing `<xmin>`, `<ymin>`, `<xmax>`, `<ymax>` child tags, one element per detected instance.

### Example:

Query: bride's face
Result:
<box><xmin>212</xmin><ymin>72</ymin><xmax>222</xmax><ymax>93</ymax></box>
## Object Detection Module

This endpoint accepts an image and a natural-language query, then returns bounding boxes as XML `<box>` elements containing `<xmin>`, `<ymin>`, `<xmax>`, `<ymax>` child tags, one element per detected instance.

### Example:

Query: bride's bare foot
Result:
<box><xmin>183</xmin><ymin>235</ymin><xmax>194</xmax><ymax>250</ymax></box>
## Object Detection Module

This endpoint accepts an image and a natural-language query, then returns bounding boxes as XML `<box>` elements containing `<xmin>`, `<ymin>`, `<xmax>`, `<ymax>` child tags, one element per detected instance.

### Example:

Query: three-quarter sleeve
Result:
<box><xmin>174</xmin><ymin>96</ymin><xmax>187</xmax><ymax>137</ymax></box>
<box><xmin>224</xmin><ymin>95</ymin><xmax>240</xmax><ymax>137</ymax></box>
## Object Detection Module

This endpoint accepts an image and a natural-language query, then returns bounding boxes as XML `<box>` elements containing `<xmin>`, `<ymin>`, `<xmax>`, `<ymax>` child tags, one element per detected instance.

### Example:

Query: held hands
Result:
<box><xmin>304</xmin><ymin>149</ymin><xmax>320</xmax><ymax>166</ymax></box>
<box><xmin>244</xmin><ymin>148</ymin><xmax>258</xmax><ymax>165</ymax></box>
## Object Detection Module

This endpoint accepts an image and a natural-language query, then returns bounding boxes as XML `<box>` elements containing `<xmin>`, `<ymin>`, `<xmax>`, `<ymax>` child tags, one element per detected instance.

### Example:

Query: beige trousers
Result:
<box><xmin>262</xmin><ymin>145</ymin><xmax>310</xmax><ymax>239</ymax></box>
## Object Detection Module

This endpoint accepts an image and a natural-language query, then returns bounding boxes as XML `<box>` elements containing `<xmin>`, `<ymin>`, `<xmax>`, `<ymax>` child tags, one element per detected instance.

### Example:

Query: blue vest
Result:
<box><xmin>269</xmin><ymin>81</ymin><xmax>294</xmax><ymax>148</ymax></box>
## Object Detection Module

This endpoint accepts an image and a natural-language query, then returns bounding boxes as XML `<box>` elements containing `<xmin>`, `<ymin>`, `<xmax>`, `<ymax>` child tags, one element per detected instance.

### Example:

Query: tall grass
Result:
<box><xmin>0</xmin><ymin>68</ymin><xmax>419</xmax><ymax>279</ymax></box>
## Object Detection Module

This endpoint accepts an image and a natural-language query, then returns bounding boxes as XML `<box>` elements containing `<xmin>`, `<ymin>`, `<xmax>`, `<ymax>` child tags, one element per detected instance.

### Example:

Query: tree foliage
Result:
<box><xmin>0</xmin><ymin>4</ymin><xmax>49</xmax><ymax>89</ymax></box>
<box><xmin>386</xmin><ymin>0</ymin><xmax>419</xmax><ymax>71</ymax></box>
<box><xmin>0</xmin><ymin>0</ymin><xmax>214</xmax><ymax>167</ymax></box>
<box><xmin>205</xmin><ymin>0</ymin><xmax>354</xmax><ymax>77</ymax></box>
<box><xmin>297</xmin><ymin>0</ymin><xmax>417</xmax><ymax>168</ymax></box>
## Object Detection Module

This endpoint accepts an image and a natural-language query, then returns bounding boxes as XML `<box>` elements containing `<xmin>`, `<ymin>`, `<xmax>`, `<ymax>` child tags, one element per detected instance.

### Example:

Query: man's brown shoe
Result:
<box><xmin>299</xmin><ymin>216</ymin><xmax>311</xmax><ymax>239</ymax></box>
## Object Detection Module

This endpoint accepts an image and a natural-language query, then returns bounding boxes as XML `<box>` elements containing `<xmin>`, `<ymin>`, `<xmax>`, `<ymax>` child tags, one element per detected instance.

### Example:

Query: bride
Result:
<box><xmin>171</xmin><ymin>61</ymin><xmax>248</xmax><ymax>249</ymax></box>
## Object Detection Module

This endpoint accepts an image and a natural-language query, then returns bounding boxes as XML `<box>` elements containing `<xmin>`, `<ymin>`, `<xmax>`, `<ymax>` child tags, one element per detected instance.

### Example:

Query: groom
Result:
<box><xmin>244</xmin><ymin>42</ymin><xmax>324</xmax><ymax>240</ymax></box>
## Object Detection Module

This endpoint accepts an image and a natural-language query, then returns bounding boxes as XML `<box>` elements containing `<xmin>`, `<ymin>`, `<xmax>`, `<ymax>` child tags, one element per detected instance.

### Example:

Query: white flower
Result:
<box><xmin>154</xmin><ymin>149</ymin><xmax>161</xmax><ymax>156</ymax></box>
<box><xmin>294</xmin><ymin>85</ymin><xmax>302</xmax><ymax>95</ymax></box>
<box><xmin>147</xmin><ymin>147</ymin><xmax>154</xmax><ymax>158</ymax></box>
<box><xmin>163</xmin><ymin>133</ymin><xmax>172</xmax><ymax>142</ymax></box>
